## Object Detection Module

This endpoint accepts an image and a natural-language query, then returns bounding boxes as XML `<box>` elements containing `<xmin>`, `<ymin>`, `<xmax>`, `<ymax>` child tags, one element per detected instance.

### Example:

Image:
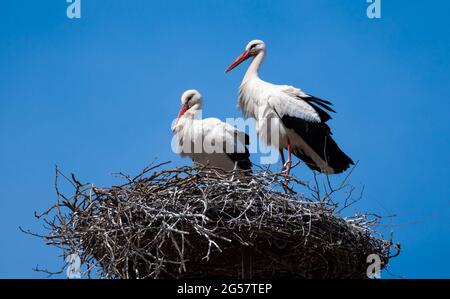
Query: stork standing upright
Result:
<box><xmin>225</xmin><ymin>40</ymin><xmax>354</xmax><ymax>175</ymax></box>
<box><xmin>172</xmin><ymin>89</ymin><xmax>252</xmax><ymax>172</ymax></box>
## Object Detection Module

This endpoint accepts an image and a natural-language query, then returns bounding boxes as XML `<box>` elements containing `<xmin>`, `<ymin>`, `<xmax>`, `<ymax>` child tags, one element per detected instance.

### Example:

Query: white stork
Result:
<box><xmin>172</xmin><ymin>89</ymin><xmax>252</xmax><ymax>172</ymax></box>
<box><xmin>225</xmin><ymin>40</ymin><xmax>354</xmax><ymax>175</ymax></box>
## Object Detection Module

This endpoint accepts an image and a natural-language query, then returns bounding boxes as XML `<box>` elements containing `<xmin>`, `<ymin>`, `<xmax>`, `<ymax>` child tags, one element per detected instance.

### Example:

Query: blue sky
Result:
<box><xmin>0</xmin><ymin>0</ymin><xmax>449</xmax><ymax>278</ymax></box>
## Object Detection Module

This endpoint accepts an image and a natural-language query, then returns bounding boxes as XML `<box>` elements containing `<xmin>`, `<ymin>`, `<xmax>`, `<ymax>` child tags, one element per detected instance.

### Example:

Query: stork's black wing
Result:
<box><xmin>226</xmin><ymin>131</ymin><xmax>252</xmax><ymax>171</ymax></box>
<box><xmin>281</xmin><ymin>114</ymin><xmax>354</xmax><ymax>174</ymax></box>
<box><xmin>273</xmin><ymin>89</ymin><xmax>354</xmax><ymax>174</ymax></box>
<box><xmin>296</xmin><ymin>94</ymin><xmax>336</xmax><ymax>122</ymax></box>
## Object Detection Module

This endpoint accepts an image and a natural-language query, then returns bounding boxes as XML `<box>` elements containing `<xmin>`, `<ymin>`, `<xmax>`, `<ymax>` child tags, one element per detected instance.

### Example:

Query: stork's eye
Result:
<box><xmin>250</xmin><ymin>44</ymin><xmax>258</xmax><ymax>49</ymax></box>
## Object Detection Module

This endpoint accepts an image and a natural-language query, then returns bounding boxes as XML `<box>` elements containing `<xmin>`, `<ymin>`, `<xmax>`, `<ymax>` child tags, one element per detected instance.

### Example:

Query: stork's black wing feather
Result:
<box><xmin>304</xmin><ymin>94</ymin><xmax>334</xmax><ymax>108</ymax></box>
<box><xmin>307</xmin><ymin>102</ymin><xmax>333</xmax><ymax>123</ymax></box>
<box><xmin>226</xmin><ymin>132</ymin><xmax>252</xmax><ymax>171</ymax></box>
<box><xmin>281</xmin><ymin>115</ymin><xmax>354</xmax><ymax>174</ymax></box>
<box><xmin>226</xmin><ymin>148</ymin><xmax>252</xmax><ymax>171</ymax></box>
<box><xmin>294</xmin><ymin>94</ymin><xmax>336</xmax><ymax>122</ymax></box>
<box><xmin>301</xmin><ymin>94</ymin><xmax>335</xmax><ymax>111</ymax></box>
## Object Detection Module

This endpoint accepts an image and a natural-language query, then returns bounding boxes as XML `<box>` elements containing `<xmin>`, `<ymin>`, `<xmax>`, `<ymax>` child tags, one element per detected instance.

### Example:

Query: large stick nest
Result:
<box><xmin>28</xmin><ymin>162</ymin><xmax>399</xmax><ymax>279</ymax></box>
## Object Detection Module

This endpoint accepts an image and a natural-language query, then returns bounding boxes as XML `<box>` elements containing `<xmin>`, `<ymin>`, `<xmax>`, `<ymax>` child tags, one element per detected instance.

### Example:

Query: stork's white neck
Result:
<box><xmin>172</xmin><ymin>106</ymin><xmax>200</xmax><ymax>133</ymax></box>
<box><xmin>184</xmin><ymin>104</ymin><xmax>202</xmax><ymax>119</ymax></box>
<box><xmin>243</xmin><ymin>51</ymin><xmax>265</xmax><ymax>82</ymax></box>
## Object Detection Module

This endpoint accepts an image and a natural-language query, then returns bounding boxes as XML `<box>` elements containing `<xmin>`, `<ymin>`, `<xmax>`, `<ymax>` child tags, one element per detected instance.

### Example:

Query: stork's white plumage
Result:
<box><xmin>225</xmin><ymin>40</ymin><xmax>353</xmax><ymax>175</ymax></box>
<box><xmin>172</xmin><ymin>90</ymin><xmax>251</xmax><ymax>172</ymax></box>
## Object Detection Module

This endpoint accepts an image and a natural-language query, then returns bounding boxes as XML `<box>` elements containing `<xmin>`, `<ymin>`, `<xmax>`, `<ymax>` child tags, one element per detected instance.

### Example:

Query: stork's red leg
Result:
<box><xmin>279</xmin><ymin>149</ymin><xmax>286</xmax><ymax>169</ymax></box>
<box><xmin>284</xmin><ymin>139</ymin><xmax>293</xmax><ymax>179</ymax></box>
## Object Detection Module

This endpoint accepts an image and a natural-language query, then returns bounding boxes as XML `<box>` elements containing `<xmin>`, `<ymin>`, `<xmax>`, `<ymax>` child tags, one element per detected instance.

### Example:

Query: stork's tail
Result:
<box><xmin>293</xmin><ymin>136</ymin><xmax>354</xmax><ymax>174</ymax></box>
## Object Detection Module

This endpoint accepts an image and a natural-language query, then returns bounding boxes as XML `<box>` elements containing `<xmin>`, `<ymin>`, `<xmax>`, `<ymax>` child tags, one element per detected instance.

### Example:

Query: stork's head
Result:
<box><xmin>225</xmin><ymin>39</ymin><xmax>265</xmax><ymax>73</ymax></box>
<box><xmin>177</xmin><ymin>89</ymin><xmax>202</xmax><ymax>119</ymax></box>
<box><xmin>173</xmin><ymin>89</ymin><xmax>202</xmax><ymax>132</ymax></box>
<box><xmin>181</xmin><ymin>89</ymin><xmax>202</xmax><ymax>108</ymax></box>
<box><xmin>245</xmin><ymin>39</ymin><xmax>266</xmax><ymax>54</ymax></box>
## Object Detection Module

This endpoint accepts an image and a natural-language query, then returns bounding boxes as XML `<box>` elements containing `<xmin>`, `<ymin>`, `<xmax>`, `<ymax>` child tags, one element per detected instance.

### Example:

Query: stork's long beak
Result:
<box><xmin>225</xmin><ymin>50</ymin><xmax>251</xmax><ymax>73</ymax></box>
<box><xmin>173</xmin><ymin>104</ymin><xmax>188</xmax><ymax>130</ymax></box>
<box><xmin>177</xmin><ymin>104</ymin><xmax>188</xmax><ymax>119</ymax></box>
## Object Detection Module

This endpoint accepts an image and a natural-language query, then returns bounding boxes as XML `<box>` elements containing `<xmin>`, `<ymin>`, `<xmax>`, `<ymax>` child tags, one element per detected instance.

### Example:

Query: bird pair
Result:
<box><xmin>172</xmin><ymin>40</ymin><xmax>354</xmax><ymax>177</ymax></box>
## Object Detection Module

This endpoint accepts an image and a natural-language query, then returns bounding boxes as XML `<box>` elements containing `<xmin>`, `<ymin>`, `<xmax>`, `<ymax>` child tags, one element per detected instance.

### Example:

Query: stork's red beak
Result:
<box><xmin>177</xmin><ymin>104</ymin><xmax>188</xmax><ymax>119</ymax></box>
<box><xmin>174</xmin><ymin>104</ymin><xmax>188</xmax><ymax>129</ymax></box>
<box><xmin>225</xmin><ymin>50</ymin><xmax>252</xmax><ymax>73</ymax></box>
